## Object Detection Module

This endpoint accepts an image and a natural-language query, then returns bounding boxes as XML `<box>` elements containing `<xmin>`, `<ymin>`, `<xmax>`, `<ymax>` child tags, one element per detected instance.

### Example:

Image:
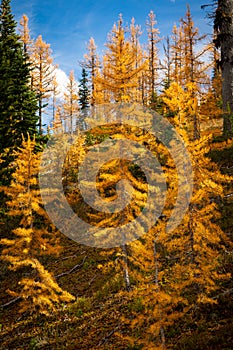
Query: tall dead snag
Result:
<box><xmin>214</xmin><ymin>0</ymin><xmax>233</xmax><ymax>136</ymax></box>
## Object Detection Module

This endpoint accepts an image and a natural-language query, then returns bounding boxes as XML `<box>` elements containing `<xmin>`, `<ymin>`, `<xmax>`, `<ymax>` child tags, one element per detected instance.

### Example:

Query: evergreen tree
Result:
<box><xmin>0</xmin><ymin>0</ymin><xmax>38</xmax><ymax>166</ymax></box>
<box><xmin>161</xmin><ymin>36</ymin><xmax>172</xmax><ymax>90</ymax></box>
<box><xmin>78</xmin><ymin>68</ymin><xmax>90</xmax><ymax>111</ymax></box>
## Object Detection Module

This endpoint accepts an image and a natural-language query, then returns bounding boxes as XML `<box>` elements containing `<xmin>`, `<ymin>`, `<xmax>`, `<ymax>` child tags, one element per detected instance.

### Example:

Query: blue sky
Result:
<box><xmin>11</xmin><ymin>0</ymin><xmax>212</xmax><ymax>79</ymax></box>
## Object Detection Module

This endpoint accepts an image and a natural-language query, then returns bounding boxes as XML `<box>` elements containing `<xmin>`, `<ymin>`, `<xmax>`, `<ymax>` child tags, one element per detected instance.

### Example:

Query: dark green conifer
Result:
<box><xmin>0</xmin><ymin>0</ymin><xmax>38</xmax><ymax>184</ymax></box>
<box><xmin>78</xmin><ymin>68</ymin><xmax>90</xmax><ymax>111</ymax></box>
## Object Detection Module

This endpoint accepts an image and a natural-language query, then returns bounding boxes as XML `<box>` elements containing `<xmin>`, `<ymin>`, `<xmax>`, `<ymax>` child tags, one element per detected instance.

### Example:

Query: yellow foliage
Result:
<box><xmin>95</xmin><ymin>15</ymin><xmax>147</xmax><ymax>103</ymax></box>
<box><xmin>0</xmin><ymin>135</ymin><xmax>74</xmax><ymax>315</ymax></box>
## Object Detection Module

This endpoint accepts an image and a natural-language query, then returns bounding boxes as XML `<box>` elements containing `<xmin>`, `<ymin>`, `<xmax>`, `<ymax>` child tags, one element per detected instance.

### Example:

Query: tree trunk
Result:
<box><xmin>215</xmin><ymin>0</ymin><xmax>233</xmax><ymax>136</ymax></box>
<box><xmin>153</xmin><ymin>240</ymin><xmax>166</xmax><ymax>349</ymax></box>
<box><xmin>121</xmin><ymin>244</ymin><xmax>131</xmax><ymax>291</ymax></box>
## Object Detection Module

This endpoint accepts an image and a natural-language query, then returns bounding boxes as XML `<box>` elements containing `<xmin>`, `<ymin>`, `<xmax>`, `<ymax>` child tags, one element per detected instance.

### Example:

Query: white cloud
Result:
<box><xmin>42</xmin><ymin>68</ymin><xmax>69</xmax><ymax>128</ymax></box>
<box><xmin>54</xmin><ymin>68</ymin><xmax>69</xmax><ymax>96</ymax></box>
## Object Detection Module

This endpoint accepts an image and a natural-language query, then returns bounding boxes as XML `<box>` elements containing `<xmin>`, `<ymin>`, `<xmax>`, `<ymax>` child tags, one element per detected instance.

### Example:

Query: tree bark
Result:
<box><xmin>215</xmin><ymin>0</ymin><xmax>233</xmax><ymax>136</ymax></box>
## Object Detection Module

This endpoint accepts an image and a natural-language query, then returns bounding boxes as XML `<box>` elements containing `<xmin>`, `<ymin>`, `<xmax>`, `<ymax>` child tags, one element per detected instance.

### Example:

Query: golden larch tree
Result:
<box><xmin>95</xmin><ymin>15</ymin><xmax>146</xmax><ymax>103</ymax></box>
<box><xmin>19</xmin><ymin>14</ymin><xmax>33</xmax><ymax>55</ymax></box>
<box><xmin>129</xmin><ymin>17</ymin><xmax>145</xmax><ymax>103</ymax></box>
<box><xmin>0</xmin><ymin>135</ymin><xmax>74</xmax><ymax>315</ymax></box>
<box><xmin>31</xmin><ymin>35</ymin><xmax>57</xmax><ymax>134</ymax></box>
<box><xmin>62</xmin><ymin>70</ymin><xmax>79</xmax><ymax>134</ymax></box>
<box><xmin>82</xmin><ymin>37</ymin><xmax>100</xmax><ymax>106</ymax></box>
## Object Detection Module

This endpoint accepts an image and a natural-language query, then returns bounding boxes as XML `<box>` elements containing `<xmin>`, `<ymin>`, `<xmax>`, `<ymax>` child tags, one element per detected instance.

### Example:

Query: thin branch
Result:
<box><xmin>55</xmin><ymin>256</ymin><xmax>87</xmax><ymax>279</ymax></box>
<box><xmin>225</xmin><ymin>193</ymin><xmax>233</xmax><ymax>198</ymax></box>
<box><xmin>0</xmin><ymin>296</ymin><xmax>21</xmax><ymax>309</ymax></box>
<box><xmin>88</xmin><ymin>274</ymin><xmax>97</xmax><ymax>286</ymax></box>
<box><xmin>54</xmin><ymin>250</ymin><xmax>86</xmax><ymax>262</ymax></box>
<box><xmin>98</xmin><ymin>325</ymin><xmax>120</xmax><ymax>346</ymax></box>
<box><xmin>212</xmin><ymin>288</ymin><xmax>233</xmax><ymax>300</ymax></box>
<box><xmin>0</xmin><ymin>256</ymin><xmax>87</xmax><ymax>308</ymax></box>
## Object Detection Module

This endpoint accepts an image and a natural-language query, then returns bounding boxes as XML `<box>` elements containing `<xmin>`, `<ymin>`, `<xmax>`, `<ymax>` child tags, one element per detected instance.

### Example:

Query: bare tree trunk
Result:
<box><xmin>121</xmin><ymin>244</ymin><xmax>131</xmax><ymax>291</ymax></box>
<box><xmin>154</xmin><ymin>240</ymin><xmax>166</xmax><ymax>349</ymax></box>
<box><xmin>39</xmin><ymin>95</ymin><xmax>42</xmax><ymax>135</ymax></box>
<box><xmin>215</xmin><ymin>0</ymin><xmax>233</xmax><ymax>136</ymax></box>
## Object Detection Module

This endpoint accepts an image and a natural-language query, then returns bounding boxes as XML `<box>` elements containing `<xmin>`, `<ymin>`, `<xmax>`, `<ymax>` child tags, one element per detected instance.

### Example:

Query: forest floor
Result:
<box><xmin>0</xmin><ymin>126</ymin><xmax>232</xmax><ymax>350</ymax></box>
